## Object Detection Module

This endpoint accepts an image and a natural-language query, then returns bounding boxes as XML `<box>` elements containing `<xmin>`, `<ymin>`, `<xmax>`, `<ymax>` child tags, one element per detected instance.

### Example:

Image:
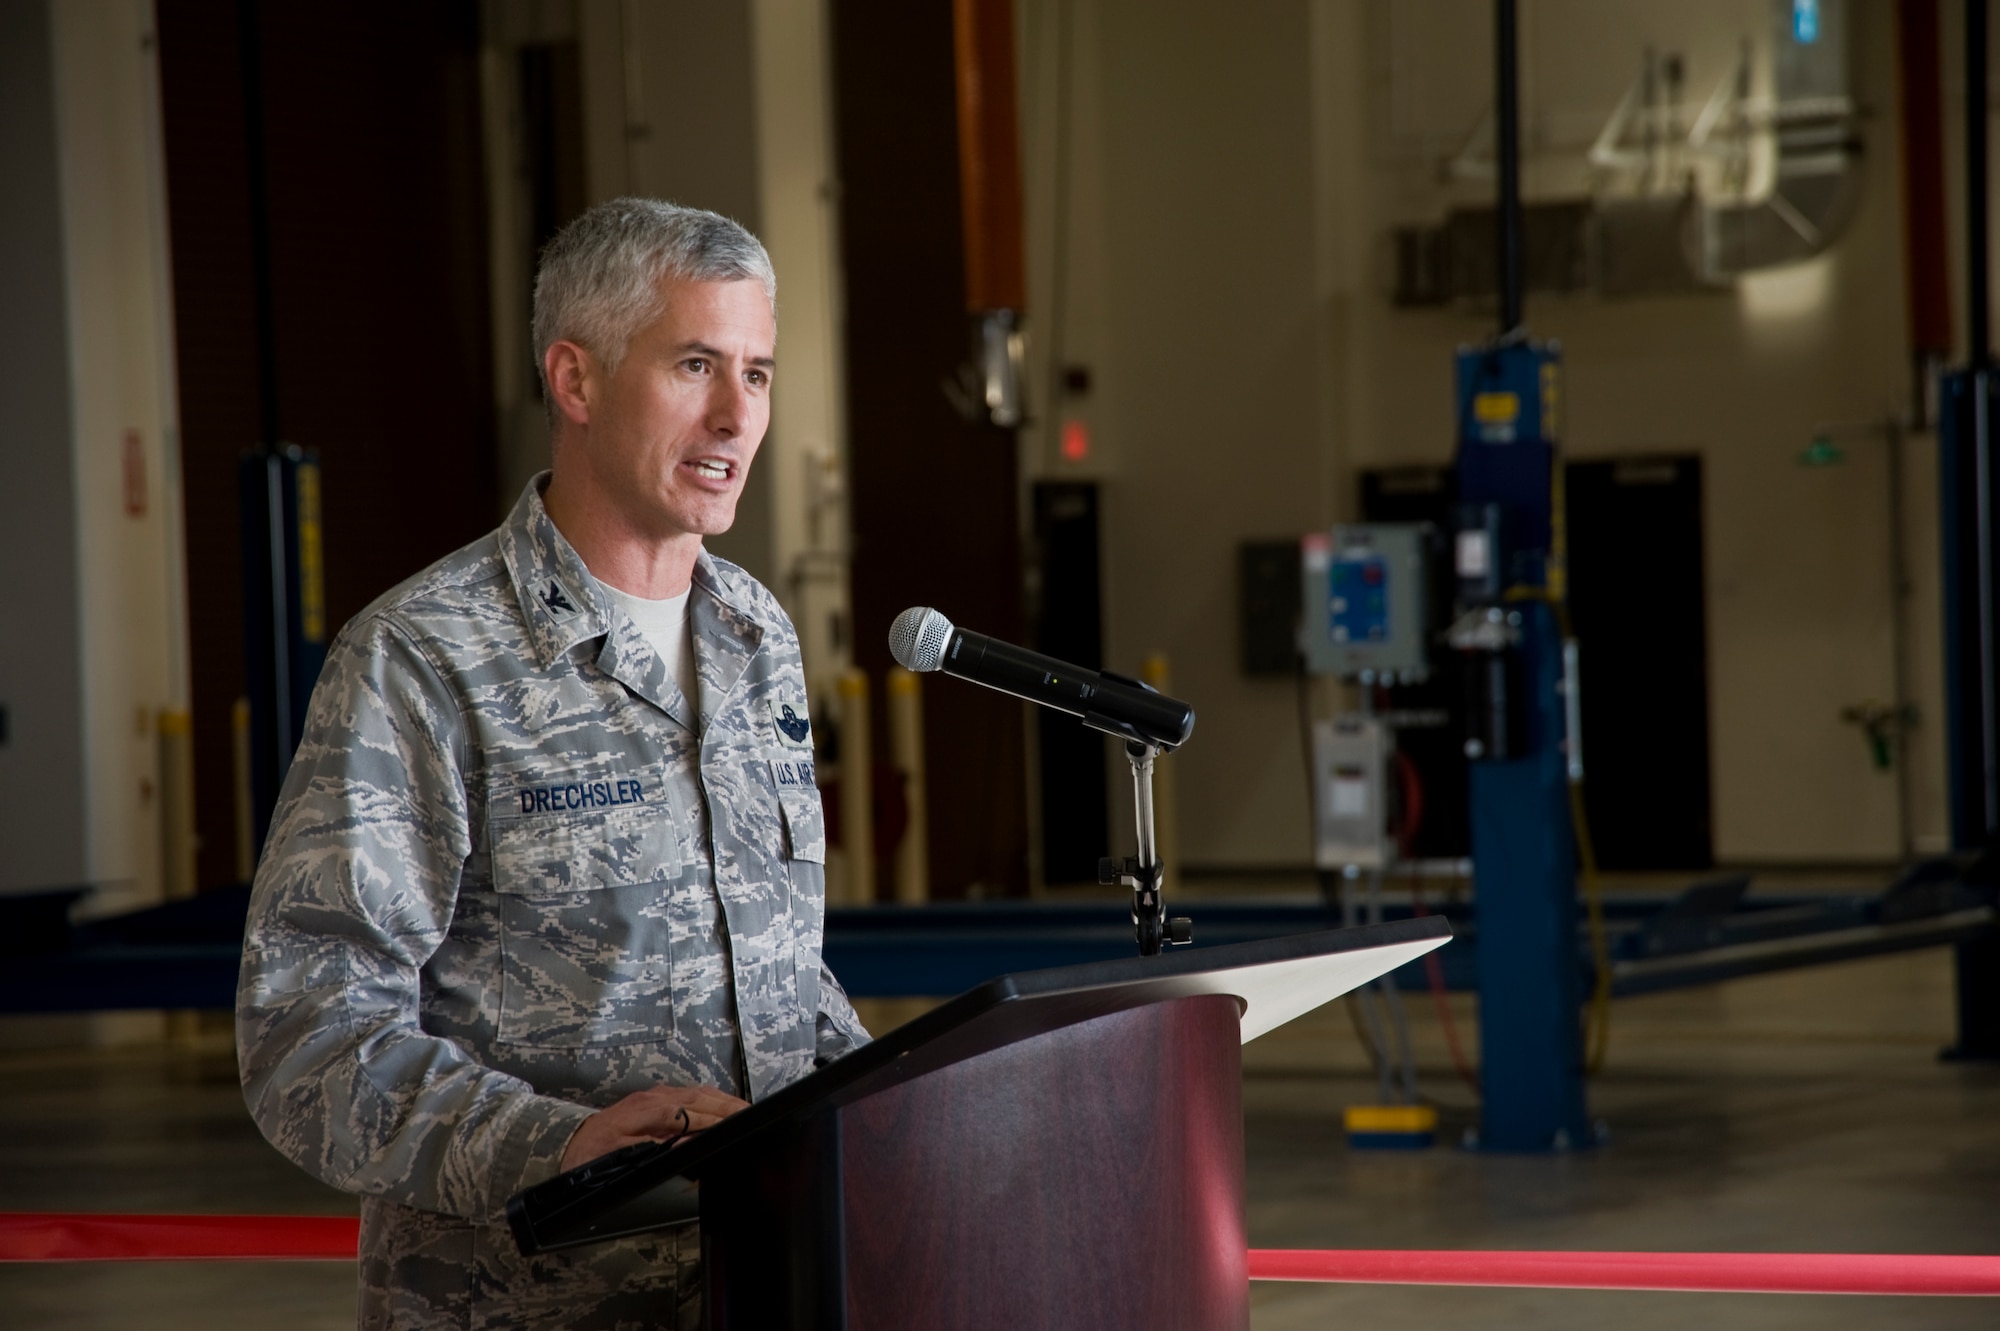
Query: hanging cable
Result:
<box><xmin>1551</xmin><ymin>450</ymin><xmax>1614</xmax><ymax>1072</ymax></box>
<box><xmin>1573</xmin><ymin>781</ymin><xmax>1613</xmax><ymax>1071</ymax></box>
<box><xmin>1394</xmin><ymin>761</ymin><xmax>1479</xmax><ymax>1095</ymax></box>
<box><xmin>1498</xmin><ymin>441</ymin><xmax>1615</xmax><ymax>1071</ymax></box>
<box><xmin>1406</xmin><ymin>856</ymin><xmax>1481</xmax><ymax>1095</ymax></box>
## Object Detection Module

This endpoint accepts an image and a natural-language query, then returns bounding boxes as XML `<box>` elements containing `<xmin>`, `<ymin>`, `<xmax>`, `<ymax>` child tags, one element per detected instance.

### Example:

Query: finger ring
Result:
<box><xmin>676</xmin><ymin>1106</ymin><xmax>690</xmax><ymax>1127</ymax></box>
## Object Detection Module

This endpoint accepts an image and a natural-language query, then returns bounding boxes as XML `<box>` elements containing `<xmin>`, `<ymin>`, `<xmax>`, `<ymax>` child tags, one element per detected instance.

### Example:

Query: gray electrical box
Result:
<box><xmin>1312</xmin><ymin>715</ymin><xmax>1394</xmax><ymax>870</ymax></box>
<box><xmin>1298</xmin><ymin>523</ymin><xmax>1431</xmax><ymax>682</ymax></box>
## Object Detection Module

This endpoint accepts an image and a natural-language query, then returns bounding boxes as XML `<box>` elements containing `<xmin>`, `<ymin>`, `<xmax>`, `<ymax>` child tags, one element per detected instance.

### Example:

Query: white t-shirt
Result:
<box><xmin>599</xmin><ymin>581</ymin><xmax>698</xmax><ymax>707</ymax></box>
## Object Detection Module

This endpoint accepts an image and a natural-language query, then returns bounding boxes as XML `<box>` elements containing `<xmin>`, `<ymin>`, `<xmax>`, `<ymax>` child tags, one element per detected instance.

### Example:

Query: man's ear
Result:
<box><xmin>543</xmin><ymin>340</ymin><xmax>595</xmax><ymax>428</ymax></box>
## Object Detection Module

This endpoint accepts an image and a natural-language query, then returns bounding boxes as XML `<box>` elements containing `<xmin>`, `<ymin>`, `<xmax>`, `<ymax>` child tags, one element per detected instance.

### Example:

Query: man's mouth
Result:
<box><xmin>687</xmin><ymin>459</ymin><xmax>734</xmax><ymax>482</ymax></box>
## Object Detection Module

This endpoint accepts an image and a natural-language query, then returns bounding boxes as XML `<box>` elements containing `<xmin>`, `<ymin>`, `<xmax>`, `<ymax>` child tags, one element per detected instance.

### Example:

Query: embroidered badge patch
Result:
<box><xmin>539</xmin><ymin>578</ymin><xmax>579</xmax><ymax>618</ymax></box>
<box><xmin>513</xmin><ymin>775</ymin><xmax>648</xmax><ymax>814</ymax></box>
<box><xmin>770</xmin><ymin>756</ymin><xmax>816</xmax><ymax>790</ymax></box>
<box><xmin>769</xmin><ymin>699</ymin><xmax>813</xmax><ymax>750</ymax></box>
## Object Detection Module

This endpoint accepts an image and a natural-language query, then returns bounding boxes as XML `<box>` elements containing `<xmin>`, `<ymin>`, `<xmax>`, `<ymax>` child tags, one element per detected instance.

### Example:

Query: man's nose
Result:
<box><xmin>707</xmin><ymin>373</ymin><xmax>753</xmax><ymax>436</ymax></box>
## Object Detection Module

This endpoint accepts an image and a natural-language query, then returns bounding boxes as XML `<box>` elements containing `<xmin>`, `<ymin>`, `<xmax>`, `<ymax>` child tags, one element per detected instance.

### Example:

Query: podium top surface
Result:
<box><xmin>509</xmin><ymin>915</ymin><xmax>1449</xmax><ymax>1253</ymax></box>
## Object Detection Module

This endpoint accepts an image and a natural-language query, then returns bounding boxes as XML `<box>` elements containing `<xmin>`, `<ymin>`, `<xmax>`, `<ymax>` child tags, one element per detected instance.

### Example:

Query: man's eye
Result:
<box><xmin>683</xmin><ymin>358</ymin><xmax>708</xmax><ymax>374</ymax></box>
<box><xmin>746</xmin><ymin>370</ymin><xmax>768</xmax><ymax>388</ymax></box>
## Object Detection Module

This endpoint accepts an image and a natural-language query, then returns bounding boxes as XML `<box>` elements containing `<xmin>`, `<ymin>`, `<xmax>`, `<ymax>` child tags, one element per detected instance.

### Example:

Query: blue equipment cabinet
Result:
<box><xmin>1935</xmin><ymin>368</ymin><xmax>2000</xmax><ymax>857</ymax></box>
<box><xmin>1935</xmin><ymin>366</ymin><xmax>2000</xmax><ymax>1061</ymax></box>
<box><xmin>1453</xmin><ymin>338</ymin><xmax>1596</xmax><ymax>1151</ymax></box>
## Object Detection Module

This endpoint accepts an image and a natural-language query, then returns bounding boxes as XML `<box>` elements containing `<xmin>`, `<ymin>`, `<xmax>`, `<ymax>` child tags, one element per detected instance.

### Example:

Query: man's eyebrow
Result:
<box><xmin>673</xmin><ymin>340</ymin><xmax>776</xmax><ymax>370</ymax></box>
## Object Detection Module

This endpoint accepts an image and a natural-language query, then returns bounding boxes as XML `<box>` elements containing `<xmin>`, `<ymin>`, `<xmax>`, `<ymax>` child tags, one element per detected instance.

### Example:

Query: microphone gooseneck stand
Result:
<box><xmin>886</xmin><ymin>606</ymin><xmax>1197</xmax><ymax>957</ymax></box>
<box><xmin>1099</xmin><ymin>738</ymin><xmax>1192</xmax><ymax>957</ymax></box>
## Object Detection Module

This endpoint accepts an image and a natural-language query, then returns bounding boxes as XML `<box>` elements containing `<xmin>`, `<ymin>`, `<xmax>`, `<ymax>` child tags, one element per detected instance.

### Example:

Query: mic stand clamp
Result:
<box><xmin>1098</xmin><ymin>739</ymin><xmax>1193</xmax><ymax>957</ymax></box>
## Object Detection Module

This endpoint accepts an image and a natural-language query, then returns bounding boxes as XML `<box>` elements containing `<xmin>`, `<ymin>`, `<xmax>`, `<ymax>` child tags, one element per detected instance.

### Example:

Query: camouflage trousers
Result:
<box><xmin>358</xmin><ymin>1199</ymin><xmax>701</xmax><ymax>1330</ymax></box>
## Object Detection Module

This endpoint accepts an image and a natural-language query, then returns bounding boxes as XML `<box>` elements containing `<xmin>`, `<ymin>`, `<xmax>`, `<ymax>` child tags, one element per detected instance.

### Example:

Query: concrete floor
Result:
<box><xmin>1243</xmin><ymin>947</ymin><xmax>2000</xmax><ymax>1328</ymax></box>
<box><xmin>2</xmin><ymin>946</ymin><xmax>1995</xmax><ymax>1328</ymax></box>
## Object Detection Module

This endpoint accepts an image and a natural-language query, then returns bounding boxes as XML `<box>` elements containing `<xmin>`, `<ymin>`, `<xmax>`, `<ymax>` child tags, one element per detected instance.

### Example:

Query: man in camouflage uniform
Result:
<box><xmin>237</xmin><ymin>199</ymin><xmax>868</xmax><ymax>1329</ymax></box>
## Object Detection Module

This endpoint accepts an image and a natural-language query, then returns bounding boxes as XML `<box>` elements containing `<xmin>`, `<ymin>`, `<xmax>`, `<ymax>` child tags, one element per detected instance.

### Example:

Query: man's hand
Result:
<box><xmin>559</xmin><ymin>1085</ymin><xmax>750</xmax><ymax>1172</ymax></box>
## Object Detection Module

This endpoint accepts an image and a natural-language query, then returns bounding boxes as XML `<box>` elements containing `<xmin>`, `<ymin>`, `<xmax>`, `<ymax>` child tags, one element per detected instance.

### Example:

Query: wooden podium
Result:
<box><xmin>509</xmin><ymin>917</ymin><xmax>1450</xmax><ymax>1330</ymax></box>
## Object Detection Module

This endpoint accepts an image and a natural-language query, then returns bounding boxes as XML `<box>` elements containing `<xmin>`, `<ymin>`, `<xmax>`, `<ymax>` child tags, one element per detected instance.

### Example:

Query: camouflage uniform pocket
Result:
<box><xmin>776</xmin><ymin>788</ymin><xmax>827</xmax><ymax>864</ymax></box>
<box><xmin>777</xmin><ymin>788</ymin><xmax>827</xmax><ymax>1034</ymax></box>
<box><xmin>489</xmin><ymin>805</ymin><xmax>680</xmax><ymax>1047</ymax></box>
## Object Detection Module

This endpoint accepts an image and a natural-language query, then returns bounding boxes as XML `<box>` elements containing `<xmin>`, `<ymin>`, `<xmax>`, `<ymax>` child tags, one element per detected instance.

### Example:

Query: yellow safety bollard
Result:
<box><xmin>157</xmin><ymin>709</ymin><xmax>197</xmax><ymax>901</ymax></box>
<box><xmin>231</xmin><ymin>697</ymin><xmax>255</xmax><ymax>883</ymax></box>
<box><xmin>886</xmin><ymin>667</ymin><xmax>929</xmax><ymax>903</ymax></box>
<box><xmin>160</xmin><ymin>707</ymin><xmax>203</xmax><ymax>1047</ymax></box>
<box><xmin>836</xmin><ymin>669</ymin><xmax>874</xmax><ymax>905</ymax></box>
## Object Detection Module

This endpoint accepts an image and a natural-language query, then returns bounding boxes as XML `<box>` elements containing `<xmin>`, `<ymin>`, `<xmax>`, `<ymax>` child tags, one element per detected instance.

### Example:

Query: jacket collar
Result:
<box><xmin>498</xmin><ymin>475</ymin><xmax>609</xmax><ymax>670</ymax></box>
<box><xmin>688</xmin><ymin>557</ymin><xmax>763</xmax><ymax>735</ymax></box>
<box><xmin>499</xmin><ymin>475</ymin><xmax>766</xmax><ymax>728</ymax></box>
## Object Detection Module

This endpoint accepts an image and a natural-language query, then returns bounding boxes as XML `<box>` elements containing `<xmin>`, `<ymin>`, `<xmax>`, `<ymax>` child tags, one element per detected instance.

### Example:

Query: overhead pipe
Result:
<box><xmin>1968</xmin><ymin>0</ymin><xmax>1990</xmax><ymax>366</ymax></box>
<box><xmin>1495</xmin><ymin>0</ymin><xmax>1524</xmax><ymax>337</ymax></box>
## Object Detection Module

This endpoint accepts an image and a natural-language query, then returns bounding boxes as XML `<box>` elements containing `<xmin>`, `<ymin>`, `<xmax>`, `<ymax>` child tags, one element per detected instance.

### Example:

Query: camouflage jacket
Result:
<box><xmin>237</xmin><ymin>478</ymin><xmax>867</xmax><ymax>1328</ymax></box>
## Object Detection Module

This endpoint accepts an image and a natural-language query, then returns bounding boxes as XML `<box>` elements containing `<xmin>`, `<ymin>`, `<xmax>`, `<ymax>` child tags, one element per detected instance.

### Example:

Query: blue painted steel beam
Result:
<box><xmin>1466</xmin><ymin>601</ymin><xmax>1593</xmax><ymax>1152</ymax></box>
<box><xmin>0</xmin><ymin>891</ymin><xmax>1987</xmax><ymax>1015</ymax></box>
<box><xmin>0</xmin><ymin>945</ymin><xmax>241</xmax><ymax>1012</ymax></box>
<box><xmin>1452</xmin><ymin>329</ymin><xmax>1592</xmax><ymax>1153</ymax></box>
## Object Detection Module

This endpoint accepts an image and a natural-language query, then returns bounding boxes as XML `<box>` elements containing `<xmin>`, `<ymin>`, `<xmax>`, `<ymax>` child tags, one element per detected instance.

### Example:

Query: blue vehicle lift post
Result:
<box><xmin>1938</xmin><ymin>0</ymin><xmax>2000</xmax><ymax>1059</ymax></box>
<box><xmin>1453</xmin><ymin>0</ymin><xmax>1594</xmax><ymax>1151</ymax></box>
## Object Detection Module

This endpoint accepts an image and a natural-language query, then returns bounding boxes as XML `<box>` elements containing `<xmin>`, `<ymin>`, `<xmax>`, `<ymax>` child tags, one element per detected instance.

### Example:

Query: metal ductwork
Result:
<box><xmin>1396</xmin><ymin>0</ymin><xmax>1861</xmax><ymax>306</ymax></box>
<box><xmin>1695</xmin><ymin>0</ymin><xmax>1861</xmax><ymax>281</ymax></box>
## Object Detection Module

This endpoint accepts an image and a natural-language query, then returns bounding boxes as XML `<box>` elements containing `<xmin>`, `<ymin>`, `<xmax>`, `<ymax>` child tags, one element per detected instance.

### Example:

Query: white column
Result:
<box><xmin>751</xmin><ymin>0</ymin><xmax>852</xmax><ymax>691</ymax></box>
<box><xmin>48</xmin><ymin>0</ymin><xmax>189</xmax><ymax>921</ymax></box>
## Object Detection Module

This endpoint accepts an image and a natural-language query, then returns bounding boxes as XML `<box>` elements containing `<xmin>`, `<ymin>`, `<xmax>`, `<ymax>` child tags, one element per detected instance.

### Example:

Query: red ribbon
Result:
<box><xmin>7</xmin><ymin>1215</ymin><xmax>1996</xmax><ymax>1296</ymax></box>
<box><xmin>1248</xmin><ymin>1248</ymin><xmax>2000</xmax><ymax>1296</ymax></box>
<box><xmin>0</xmin><ymin>1213</ymin><xmax>359</xmax><ymax>1262</ymax></box>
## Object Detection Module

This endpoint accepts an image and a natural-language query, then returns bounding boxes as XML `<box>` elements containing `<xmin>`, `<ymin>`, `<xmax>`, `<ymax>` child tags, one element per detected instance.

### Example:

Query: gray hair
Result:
<box><xmin>532</xmin><ymin>198</ymin><xmax>776</xmax><ymax>397</ymax></box>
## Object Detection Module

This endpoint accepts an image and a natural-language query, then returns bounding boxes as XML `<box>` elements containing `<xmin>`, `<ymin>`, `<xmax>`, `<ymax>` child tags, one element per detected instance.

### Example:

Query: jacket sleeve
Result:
<box><xmin>236</xmin><ymin>615</ymin><xmax>593</xmax><ymax>1223</ymax></box>
<box><xmin>814</xmin><ymin>960</ymin><xmax>871</xmax><ymax>1062</ymax></box>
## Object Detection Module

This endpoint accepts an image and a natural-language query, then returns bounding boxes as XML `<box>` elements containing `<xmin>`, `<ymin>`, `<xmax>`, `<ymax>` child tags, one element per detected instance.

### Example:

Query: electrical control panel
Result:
<box><xmin>1312</xmin><ymin>715</ymin><xmax>1395</xmax><ymax>870</ymax></box>
<box><xmin>1298</xmin><ymin>523</ymin><xmax>1432</xmax><ymax>682</ymax></box>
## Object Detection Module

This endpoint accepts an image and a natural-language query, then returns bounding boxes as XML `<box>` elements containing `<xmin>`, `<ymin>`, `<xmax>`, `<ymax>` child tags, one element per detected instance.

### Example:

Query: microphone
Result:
<box><xmin>888</xmin><ymin>607</ymin><xmax>1195</xmax><ymax>750</ymax></box>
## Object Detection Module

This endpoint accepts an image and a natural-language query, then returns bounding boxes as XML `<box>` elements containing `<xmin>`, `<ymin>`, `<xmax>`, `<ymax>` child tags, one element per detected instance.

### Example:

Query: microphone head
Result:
<box><xmin>888</xmin><ymin>607</ymin><xmax>954</xmax><ymax>672</ymax></box>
